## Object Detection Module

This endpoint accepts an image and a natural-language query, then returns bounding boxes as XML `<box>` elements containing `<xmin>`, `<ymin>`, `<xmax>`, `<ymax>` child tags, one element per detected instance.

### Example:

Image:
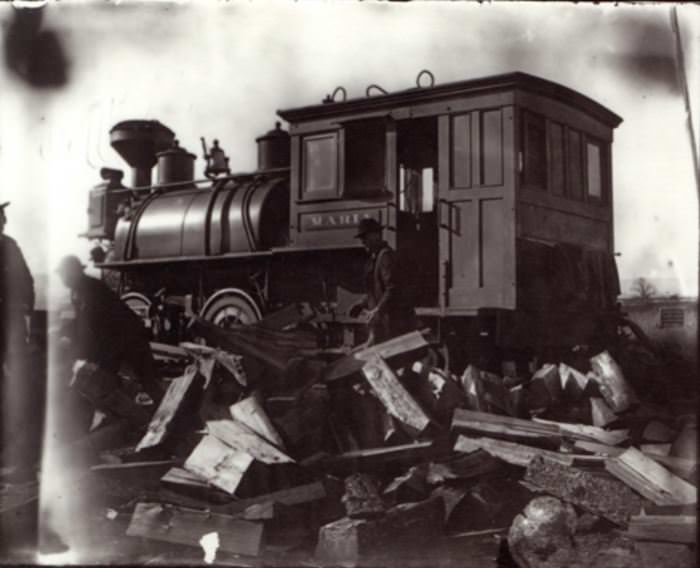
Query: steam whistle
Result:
<box><xmin>201</xmin><ymin>137</ymin><xmax>231</xmax><ymax>179</ymax></box>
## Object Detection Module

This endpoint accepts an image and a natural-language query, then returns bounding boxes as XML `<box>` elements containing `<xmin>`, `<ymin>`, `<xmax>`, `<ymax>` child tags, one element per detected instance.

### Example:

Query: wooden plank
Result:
<box><xmin>91</xmin><ymin>460</ymin><xmax>177</xmax><ymax>472</ymax></box>
<box><xmin>126</xmin><ymin>501</ymin><xmax>264</xmax><ymax>557</ymax></box>
<box><xmin>184</xmin><ymin>435</ymin><xmax>254</xmax><ymax>495</ymax></box>
<box><xmin>533</xmin><ymin>418</ymin><xmax>629</xmax><ymax>446</ymax></box>
<box><xmin>230</xmin><ymin>395</ymin><xmax>285</xmax><ymax>449</ymax></box>
<box><xmin>605</xmin><ymin>448</ymin><xmax>697</xmax><ymax>506</ymax></box>
<box><xmin>626</xmin><ymin>513</ymin><xmax>697</xmax><ymax>544</ymax></box>
<box><xmin>454</xmin><ymin>435</ymin><xmax>604</xmax><ymax>468</ymax></box>
<box><xmin>150</xmin><ymin>341</ymin><xmax>190</xmax><ymax>360</ymax></box>
<box><xmin>451</xmin><ymin>408</ymin><xmax>560</xmax><ymax>444</ymax></box>
<box><xmin>574</xmin><ymin>441</ymin><xmax>697</xmax><ymax>481</ymax></box>
<box><xmin>136</xmin><ymin>365</ymin><xmax>199</xmax><ymax>452</ymax></box>
<box><xmin>207</xmin><ymin>420</ymin><xmax>293</xmax><ymax>464</ymax></box>
<box><xmin>324</xmin><ymin>330</ymin><xmax>428</xmax><ymax>383</ymax></box>
<box><xmin>361</xmin><ymin>355</ymin><xmax>431</xmax><ymax>434</ymax></box>
<box><xmin>309</xmin><ymin>441</ymin><xmax>437</xmax><ymax>471</ymax></box>
<box><xmin>589</xmin><ymin>350</ymin><xmax>638</xmax><ymax>412</ymax></box>
<box><xmin>524</xmin><ymin>455</ymin><xmax>644</xmax><ymax>525</ymax></box>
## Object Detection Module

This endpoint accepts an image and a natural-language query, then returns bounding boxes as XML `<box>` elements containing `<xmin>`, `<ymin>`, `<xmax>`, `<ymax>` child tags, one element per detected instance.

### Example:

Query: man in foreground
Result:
<box><xmin>57</xmin><ymin>255</ymin><xmax>161</xmax><ymax>405</ymax></box>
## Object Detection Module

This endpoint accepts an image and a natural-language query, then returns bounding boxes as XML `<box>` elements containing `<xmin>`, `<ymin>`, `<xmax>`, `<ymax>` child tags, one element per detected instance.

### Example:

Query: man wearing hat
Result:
<box><xmin>56</xmin><ymin>254</ymin><xmax>161</xmax><ymax>405</ymax></box>
<box><xmin>351</xmin><ymin>218</ymin><xmax>416</xmax><ymax>346</ymax></box>
<box><xmin>0</xmin><ymin>202</ymin><xmax>34</xmax><ymax>379</ymax></box>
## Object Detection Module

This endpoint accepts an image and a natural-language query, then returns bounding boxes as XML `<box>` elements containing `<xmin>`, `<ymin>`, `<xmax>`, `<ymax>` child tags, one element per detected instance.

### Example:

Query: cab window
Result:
<box><xmin>302</xmin><ymin>132</ymin><xmax>338</xmax><ymax>199</ymax></box>
<box><xmin>344</xmin><ymin>119</ymin><xmax>386</xmax><ymax>197</ymax></box>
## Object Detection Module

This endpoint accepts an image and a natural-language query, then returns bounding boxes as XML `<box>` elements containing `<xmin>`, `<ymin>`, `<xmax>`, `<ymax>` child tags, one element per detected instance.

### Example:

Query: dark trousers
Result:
<box><xmin>369</xmin><ymin>310</ymin><xmax>417</xmax><ymax>345</ymax></box>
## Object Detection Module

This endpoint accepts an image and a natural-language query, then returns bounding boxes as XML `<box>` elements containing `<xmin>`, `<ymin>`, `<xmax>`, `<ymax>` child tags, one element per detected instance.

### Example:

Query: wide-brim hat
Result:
<box><xmin>354</xmin><ymin>218</ymin><xmax>383</xmax><ymax>238</ymax></box>
<box><xmin>56</xmin><ymin>255</ymin><xmax>85</xmax><ymax>274</ymax></box>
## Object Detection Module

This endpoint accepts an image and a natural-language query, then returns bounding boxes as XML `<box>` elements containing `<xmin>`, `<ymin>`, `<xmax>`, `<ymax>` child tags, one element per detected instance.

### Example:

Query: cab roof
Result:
<box><xmin>277</xmin><ymin>71</ymin><xmax>622</xmax><ymax>128</ymax></box>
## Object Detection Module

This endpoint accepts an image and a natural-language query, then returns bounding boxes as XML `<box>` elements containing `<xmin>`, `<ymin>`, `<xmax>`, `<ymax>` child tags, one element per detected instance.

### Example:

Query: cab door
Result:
<box><xmin>437</xmin><ymin>107</ymin><xmax>516</xmax><ymax>311</ymax></box>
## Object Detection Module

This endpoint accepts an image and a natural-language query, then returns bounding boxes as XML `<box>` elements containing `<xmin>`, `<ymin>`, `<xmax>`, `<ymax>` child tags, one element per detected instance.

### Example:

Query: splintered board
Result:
<box><xmin>126</xmin><ymin>501</ymin><xmax>263</xmax><ymax>556</ymax></box>
<box><xmin>206</xmin><ymin>420</ymin><xmax>293</xmax><ymax>464</ymax></box>
<box><xmin>361</xmin><ymin>355</ymin><xmax>431</xmax><ymax>434</ymax></box>
<box><xmin>605</xmin><ymin>448</ymin><xmax>697</xmax><ymax>506</ymax></box>
<box><xmin>324</xmin><ymin>331</ymin><xmax>428</xmax><ymax>383</ymax></box>
<box><xmin>136</xmin><ymin>365</ymin><xmax>199</xmax><ymax>452</ymax></box>
<box><xmin>451</xmin><ymin>408</ymin><xmax>561</xmax><ymax>443</ymax></box>
<box><xmin>454</xmin><ymin>435</ymin><xmax>604</xmax><ymax>468</ymax></box>
<box><xmin>184</xmin><ymin>435</ymin><xmax>254</xmax><ymax>495</ymax></box>
<box><xmin>627</xmin><ymin>511</ymin><xmax>697</xmax><ymax>544</ymax></box>
<box><xmin>230</xmin><ymin>396</ymin><xmax>285</xmax><ymax>449</ymax></box>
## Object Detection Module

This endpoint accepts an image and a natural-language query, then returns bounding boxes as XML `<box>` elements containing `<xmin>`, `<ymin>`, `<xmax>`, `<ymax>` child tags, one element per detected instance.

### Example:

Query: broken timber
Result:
<box><xmin>136</xmin><ymin>365</ymin><xmax>199</xmax><ymax>452</ymax></box>
<box><xmin>533</xmin><ymin>418</ymin><xmax>629</xmax><ymax>446</ymax></box>
<box><xmin>324</xmin><ymin>330</ymin><xmax>428</xmax><ymax>383</ymax></box>
<box><xmin>230</xmin><ymin>395</ymin><xmax>285</xmax><ymax>449</ymax></box>
<box><xmin>126</xmin><ymin>501</ymin><xmax>264</xmax><ymax>557</ymax></box>
<box><xmin>605</xmin><ymin>448</ymin><xmax>697</xmax><ymax>506</ymax></box>
<box><xmin>626</xmin><ymin>511</ymin><xmax>697</xmax><ymax>544</ymax></box>
<box><xmin>207</xmin><ymin>420</ymin><xmax>293</xmax><ymax>464</ymax></box>
<box><xmin>362</xmin><ymin>354</ymin><xmax>431</xmax><ymax>435</ymax></box>
<box><xmin>306</xmin><ymin>440</ymin><xmax>439</xmax><ymax>474</ymax></box>
<box><xmin>574</xmin><ymin>441</ymin><xmax>697</xmax><ymax>482</ymax></box>
<box><xmin>184</xmin><ymin>435</ymin><xmax>255</xmax><ymax>495</ymax></box>
<box><xmin>454</xmin><ymin>435</ymin><xmax>603</xmax><ymax>468</ymax></box>
<box><xmin>451</xmin><ymin>408</ymin><xmax>561</xmax><ymax>446</ymax></box>
<box><xmin>589</xmin><ymin>350</ymin><xmax>638</xmax><ymax>413</ymax></box>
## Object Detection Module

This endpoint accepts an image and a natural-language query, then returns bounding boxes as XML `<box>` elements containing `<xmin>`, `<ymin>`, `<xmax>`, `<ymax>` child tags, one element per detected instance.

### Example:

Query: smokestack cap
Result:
<box><xmin>109</xmin><ymin>120</ymin><xmax>175</xmax><ymax>170</ymax></box>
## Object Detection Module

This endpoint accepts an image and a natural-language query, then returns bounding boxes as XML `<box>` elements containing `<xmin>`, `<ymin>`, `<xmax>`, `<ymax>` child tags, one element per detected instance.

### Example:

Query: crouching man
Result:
<box><xmin>57</xmin><ymin>255</ymin><xmax>162</xmax><ymax>421</ymax></box>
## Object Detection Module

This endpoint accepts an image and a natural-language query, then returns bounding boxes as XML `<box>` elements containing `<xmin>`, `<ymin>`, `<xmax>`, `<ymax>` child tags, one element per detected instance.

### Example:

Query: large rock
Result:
<box><xmin>507</xmin><ymin>496</ymin><xmax>577</xmax><ymax>568</ymax></box>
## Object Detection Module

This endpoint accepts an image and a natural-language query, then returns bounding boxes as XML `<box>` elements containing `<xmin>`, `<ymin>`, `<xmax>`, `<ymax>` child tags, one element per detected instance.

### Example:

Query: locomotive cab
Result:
<box><xmin>278</xmin><ymin>71</ymin><xmax>622</xmax><ymax>354</ymax></box>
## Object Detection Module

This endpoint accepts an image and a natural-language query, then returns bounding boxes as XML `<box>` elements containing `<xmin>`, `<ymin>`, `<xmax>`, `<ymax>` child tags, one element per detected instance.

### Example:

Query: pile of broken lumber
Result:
<box><xmin>79</xmin><ymin>310</ymin><xmax>695</xmax><ymax>566</ymax></box>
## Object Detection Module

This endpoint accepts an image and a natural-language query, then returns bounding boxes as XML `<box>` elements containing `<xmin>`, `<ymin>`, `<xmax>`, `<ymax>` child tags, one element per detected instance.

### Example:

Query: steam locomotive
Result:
<box><xmin>84</xmin><ymin>71</ymin><xmax>622</xmax><ymax>369</ymax></box>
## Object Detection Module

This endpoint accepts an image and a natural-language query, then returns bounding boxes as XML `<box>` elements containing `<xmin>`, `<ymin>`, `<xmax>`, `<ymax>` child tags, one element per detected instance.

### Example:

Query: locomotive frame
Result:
<box><xmin>86</xmin><ymin>71</ymin><xmax>623</xmax><ymax>372</ymax></box>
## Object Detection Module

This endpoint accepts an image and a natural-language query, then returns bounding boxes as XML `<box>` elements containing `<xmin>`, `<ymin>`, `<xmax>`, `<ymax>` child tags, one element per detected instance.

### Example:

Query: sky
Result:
<box><xmin>0</xmin><ymin>1</ymin><xmax>698</xmax><ymax>307</ymax></box>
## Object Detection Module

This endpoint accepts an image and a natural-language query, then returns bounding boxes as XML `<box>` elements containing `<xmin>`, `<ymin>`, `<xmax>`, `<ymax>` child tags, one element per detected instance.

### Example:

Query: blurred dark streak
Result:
<box><xmin>4</xmin><ymin>5</ymin><xmax>70</xmax><ymax>89</ymax></box>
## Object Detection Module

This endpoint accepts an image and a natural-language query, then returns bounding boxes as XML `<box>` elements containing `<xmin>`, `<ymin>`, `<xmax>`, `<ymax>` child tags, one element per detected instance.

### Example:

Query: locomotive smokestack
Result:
<box><xmin>109</xmin><ymin>120</ymin><xmax>175</xmax><ymax>188</ymax></box>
